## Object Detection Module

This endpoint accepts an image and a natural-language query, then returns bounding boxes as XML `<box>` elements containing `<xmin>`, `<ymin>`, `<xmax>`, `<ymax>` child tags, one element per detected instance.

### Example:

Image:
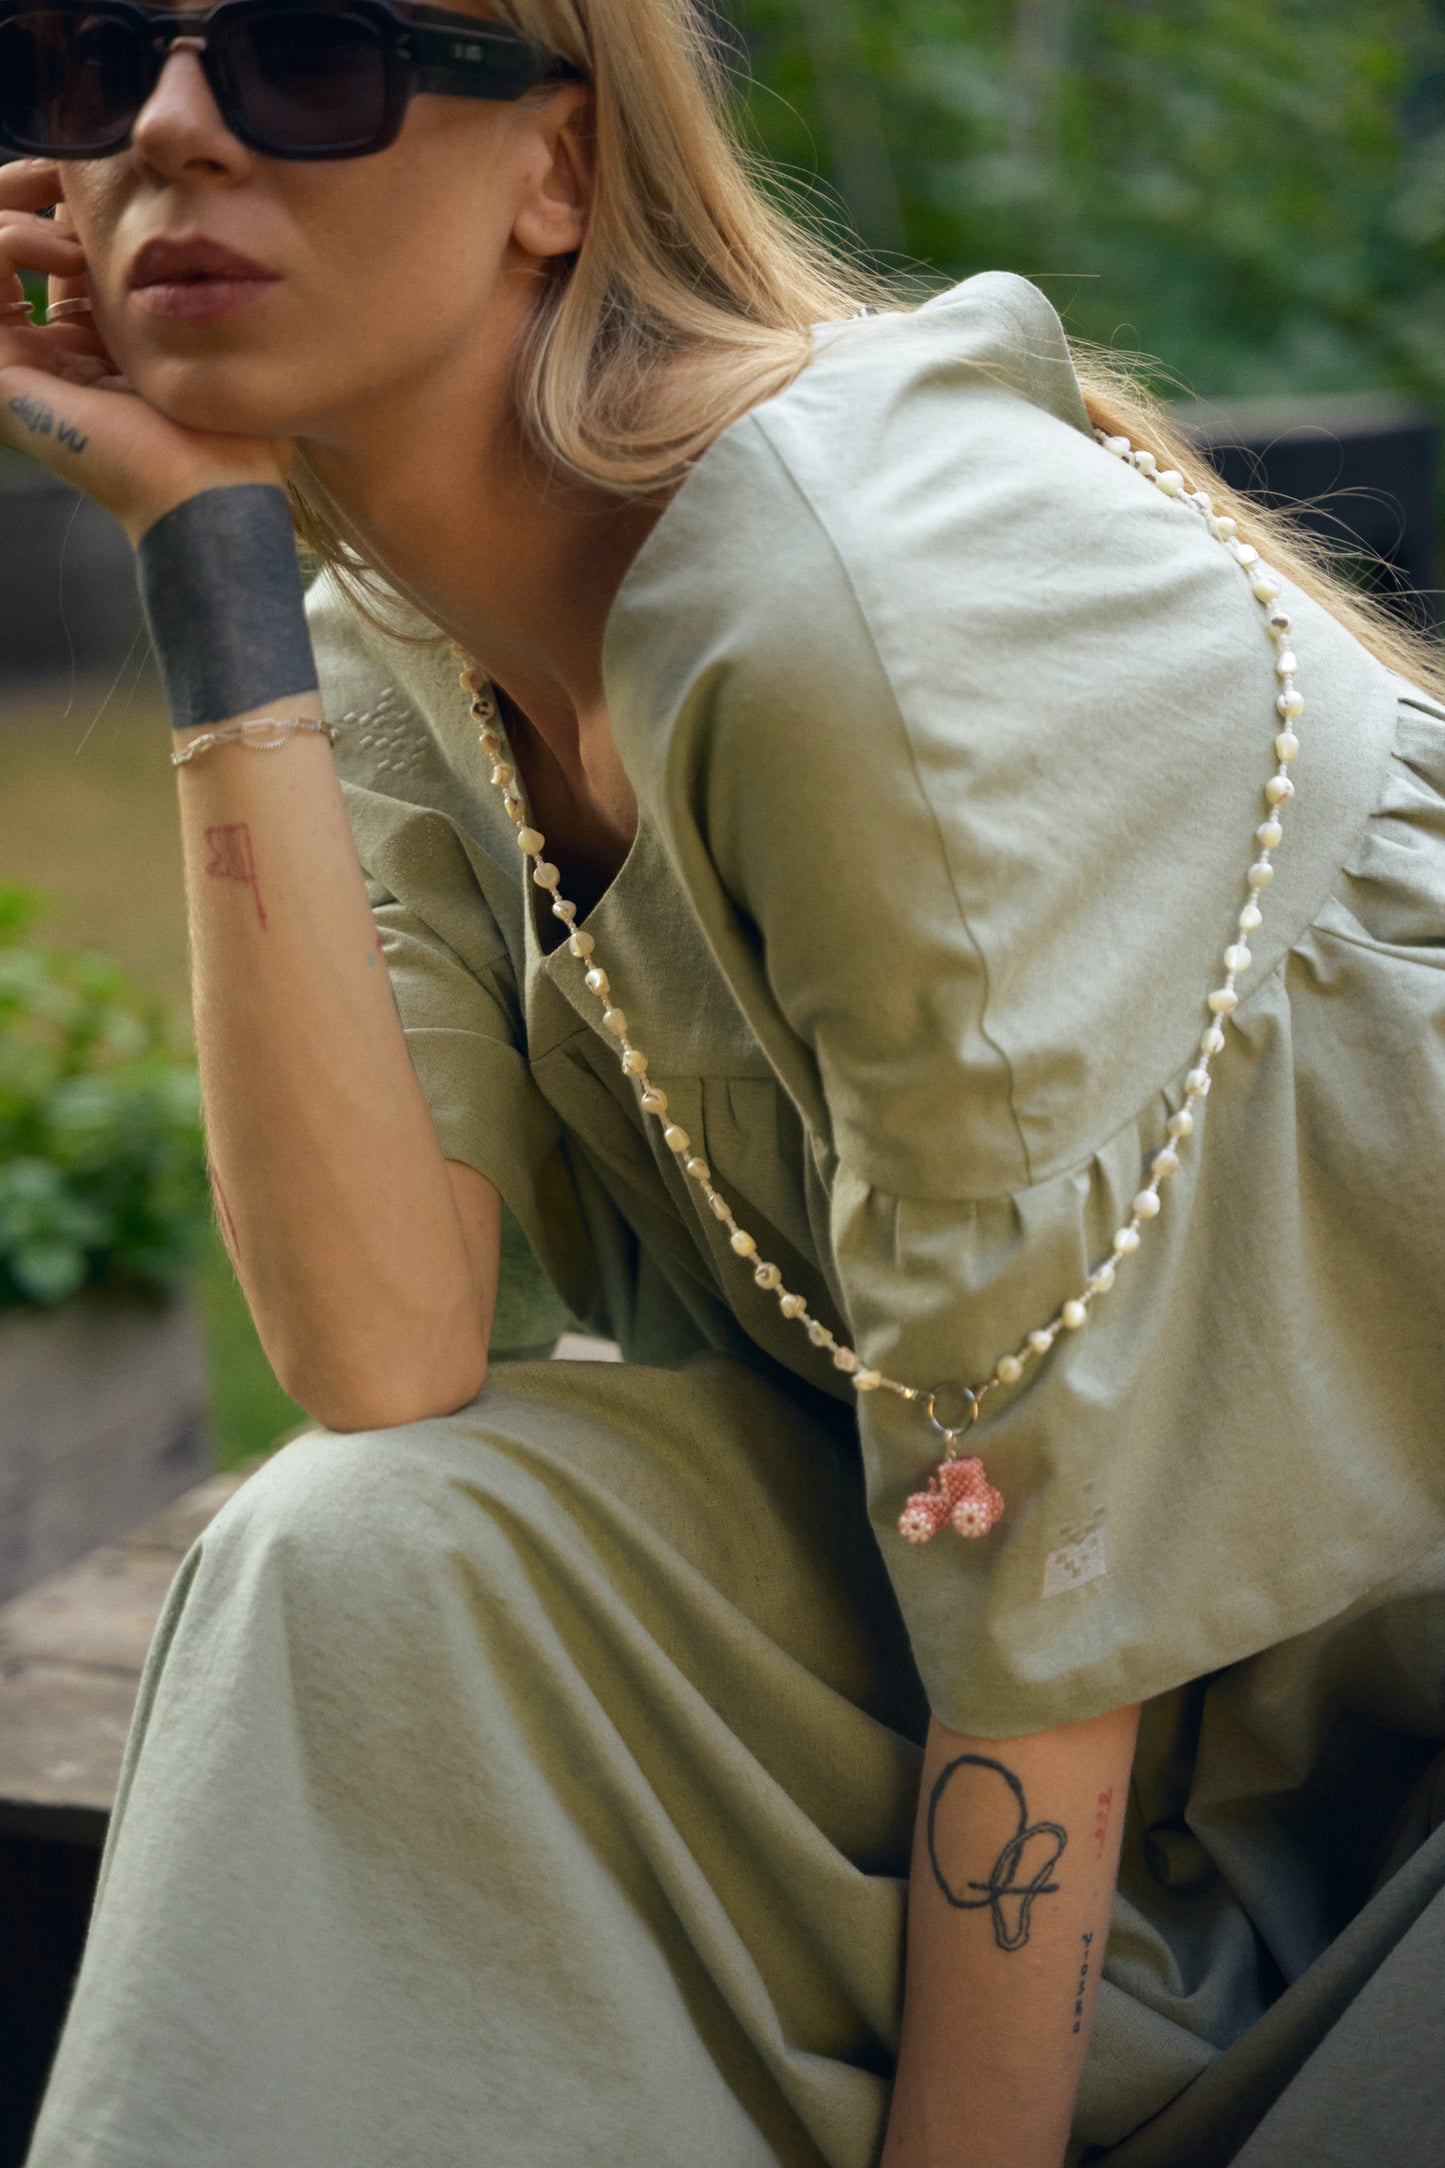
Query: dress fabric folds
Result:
<box><xmin>28</xmin><ymin>271</ymin><xmax>1445</xmax><ymax>2164</ymax></box>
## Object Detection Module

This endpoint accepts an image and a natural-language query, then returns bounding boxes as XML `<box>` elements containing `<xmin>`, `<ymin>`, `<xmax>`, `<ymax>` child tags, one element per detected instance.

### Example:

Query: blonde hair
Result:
<box><xmin>288</xmin><ymin>0</ymin><xmax>1444</xmax><ymax>696</ymax></box>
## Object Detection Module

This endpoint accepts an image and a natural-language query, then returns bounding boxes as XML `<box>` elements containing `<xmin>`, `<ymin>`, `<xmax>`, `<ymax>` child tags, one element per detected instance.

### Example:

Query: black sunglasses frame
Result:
<box><xmin>0</xmin><ymin>0</ymin><xmax>584</xmax><ymax>161</ymax></box>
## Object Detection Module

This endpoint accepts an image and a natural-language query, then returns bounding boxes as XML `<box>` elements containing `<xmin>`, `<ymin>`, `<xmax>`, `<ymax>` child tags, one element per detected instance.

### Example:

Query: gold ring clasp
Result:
<box><xmin>923</xmin><ymin>1382</ymin><xmax>979</xmax><ymax>1445</ymax></box>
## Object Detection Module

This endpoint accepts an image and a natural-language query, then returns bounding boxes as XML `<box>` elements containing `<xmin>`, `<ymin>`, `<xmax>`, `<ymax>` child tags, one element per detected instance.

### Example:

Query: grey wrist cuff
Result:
<box><xmin>136</xmin><ymin>484</ymin><xmax>320</xmax><ymax>732</ymax></box>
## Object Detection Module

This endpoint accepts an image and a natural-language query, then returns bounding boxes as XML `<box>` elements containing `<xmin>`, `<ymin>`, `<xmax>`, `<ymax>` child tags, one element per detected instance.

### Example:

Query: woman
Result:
<box><xmin>2</xmin><ymin>2</ymin><xmax>1442</xmax><ymax>2162</ymax></box>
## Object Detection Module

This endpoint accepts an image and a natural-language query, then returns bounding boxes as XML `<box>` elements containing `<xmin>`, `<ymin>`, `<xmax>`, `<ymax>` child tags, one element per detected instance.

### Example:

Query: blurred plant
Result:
<box><xmin>729</xmin><ymin>0</ymin><xmax>1445</xmax><ymax>407</ymax></box>
<box><xmin>0</xmin><ymin>883</ymin><xmax>209</xmax><ymax>1309</ymax></box>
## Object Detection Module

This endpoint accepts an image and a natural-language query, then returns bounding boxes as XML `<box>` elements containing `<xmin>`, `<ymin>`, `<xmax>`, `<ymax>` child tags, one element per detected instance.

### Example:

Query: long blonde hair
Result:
<box><xmin>288</xmin><ymin>0</ymin><xmax>1444</xmax><ymax>696</ymax></box>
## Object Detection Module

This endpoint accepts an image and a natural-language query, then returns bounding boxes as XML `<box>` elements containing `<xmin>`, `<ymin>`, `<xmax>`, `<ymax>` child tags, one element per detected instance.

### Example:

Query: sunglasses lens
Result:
<box><xmin>227</xmin><ymin>9</ymin><xmax>390</xmax><ymax>154</ymax></box>
<box><xmin>0</xmin><ymin>9</ymin><xmax>147</xmax><ymax>152</ymax></box>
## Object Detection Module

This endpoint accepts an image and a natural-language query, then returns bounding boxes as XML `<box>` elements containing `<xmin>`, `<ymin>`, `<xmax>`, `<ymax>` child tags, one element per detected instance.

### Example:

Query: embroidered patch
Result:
<box><xmin>1042</xmin><ymin>1526</ymin><xmax>1107</xmax><ymax>1598</ymax></box>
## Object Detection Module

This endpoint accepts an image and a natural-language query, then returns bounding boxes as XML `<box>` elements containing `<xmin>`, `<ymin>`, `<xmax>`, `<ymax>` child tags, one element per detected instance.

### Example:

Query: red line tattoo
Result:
<box><xmin>1093</xmin><ymin>1787</ymin><xmax>1115</xmax><ymax>1859</ymax></box>
<box><xmin>209</xmin><ymin>1160</ymin><xmax>241</xmax><ymax>1270</ymax></box>
<box><xmin>203</xmin><ymin>822</ymin><xmax>267</xmax><ymax>929</ymax></box>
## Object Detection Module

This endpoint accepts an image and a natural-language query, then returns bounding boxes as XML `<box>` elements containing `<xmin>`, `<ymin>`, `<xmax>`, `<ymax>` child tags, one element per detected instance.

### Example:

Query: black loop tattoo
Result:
<box><xmin>926</xmin><ymin>1753</ymin><xmax>1067</xmax><ymax>1952</ymax></box>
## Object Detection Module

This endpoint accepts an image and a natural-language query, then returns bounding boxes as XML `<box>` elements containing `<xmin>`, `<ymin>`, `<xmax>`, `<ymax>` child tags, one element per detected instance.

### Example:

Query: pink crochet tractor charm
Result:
<box><xmin>898</xmin><ymin>1455</ymin><xmax>1005</xmax><ymax>1544</ymax></box>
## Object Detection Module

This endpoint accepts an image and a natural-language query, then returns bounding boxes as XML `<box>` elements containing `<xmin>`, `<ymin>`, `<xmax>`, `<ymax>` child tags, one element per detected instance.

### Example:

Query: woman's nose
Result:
<box><xmin>129</xmin><ymin>43</ymin><xmax>253</xmax><ymax>177</ymax></box>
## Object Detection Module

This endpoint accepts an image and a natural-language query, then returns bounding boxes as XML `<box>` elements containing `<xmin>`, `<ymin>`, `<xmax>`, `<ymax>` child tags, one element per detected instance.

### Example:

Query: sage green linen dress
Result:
<box><xmin>28</xmin><ymin>274</ymin><xmax>1445</xmax><ymax>2168</ymax></box>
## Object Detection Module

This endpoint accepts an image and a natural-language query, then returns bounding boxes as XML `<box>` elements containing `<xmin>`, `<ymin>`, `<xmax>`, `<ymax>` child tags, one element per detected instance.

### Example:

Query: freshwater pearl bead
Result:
<box><xmin>621</xmin><ymin>1048</ymin><xmax>648</xmax><ymax>1076</ymax></box>
<box><xmin>1029</xmin><ymin>1329</ymin><xmax>1055</xmax><ymax>1353</ymax></box>
<box><xmin>1275</xmin><ymin>730</ymin><xmax>1300</xmax><ymax>762</ymax></box>
<box><xmin>997</xmin><ymin>1354</ymin><xmax>1024</xmax><ymax>1384</ymax></box>
<box><xmin>1088</xmin><ymin>1264</ymin><xmax>1116</xmax><ymax>1294</ymax></box>
<box><xmin>1167</xmin><ymin>1109</ymin><xmax>1194</xmax><ymax>1137</ymax></box>
<box><xmin>1155</xmin><ymin>469</ymin><xmax>1184</xmax><ymax>495</ymax></box>
<box><xmin>779</xmin><ymin>1293</ymin><xmax>807</xmax><ymax>1319</ymax></box>
<box><xmin>833</xmin><ymin>1346</ymin><xmax>860</xmax><ymax>1372</ymax></box>
<box><xmin>1268</xmin><ymin>609</ymin><xmax>1292</xmax><ymax>634</ymax></box>
<box><xmin>684</xmin><ymin>1156</ymin><xmax>709</xmax><ymax>1181</ymax></box>
<box><xmin>1252</xmin><ymin>575</ymin><xmax>1282</xmax><ymax>602</ymax></box>
<box><xmin>1062</xmin><ymin>1299</ymin><xmax>1087</xmax><ymax>1329</ymax></box>
<box><xmin>517</xmin><ymin>826</ymin><xmax>545</xmax><ymax>855</ymax></box>
<box><xmin>1211</xmin><ymin>514</ymin><xmax>1238</xmax><ymax>538</ymax></box>
<box><xmin>1134</xmin><ymin>1189</ymin><xmax>1161</xmax><ymax>1218</ymax></box>
<box><xmin>1275</xmin><ymin>651</ymin><xmax>1298</xmax><ymax>677</ymax></box>
<box><xmin>553</xmin><ymin>898</ymin><xmax>577</xmax><ymax>922</ymax></box>
<box><xmin>1249</xmin><ymin>859</ymin><xmax>1275</xmax><ymax>887</ymax></box>
<box><xmin>459</xmin><ymin>665</ymin><xmax>487</xmax><ymax>692</ymax></box>
<box><xmin>1256</xmin><ymin>820</ymin><xmax>1283</xmax><ymax>850</ymax></box>
<box><xmin>1238</xmin><ymin>902</ymin><xmax>1263</xmax><ymax>930</ymax></box>
<box><xmin>1277</xmin><ymin>688</ymin><xmax>1304</xmax><ymax>719</ymax></box>
<box><xmin>1152</xmin><ymin>1148</ymin><xmax>1180</xmax><ymax>1178</ymax></box>
<box><xmin>490</xmin><ymin>762</ymin><xmax>514</xmax><ymax>788</ymax></box>
<box><xmin>602</xmin><ymin>1008</ymin><xmax>628</xmax><ymax>1036</ymax></box>
<box><xmin>1113</xmin><ymin>1226</ymin><xmax>1142</xmax><ymax>1254</ymax></box>
<box><xmin>1224</xmin><ymin>943</ymin><xmax>1252</xmax><ymax>972</ymax></box>
<box><xmin>754</xmin><ymin>1261</ymin><xmax>782</xmax><ymax>1290</ymax></box>
<box><xmin>1230</xmin><ymin>540</ymin><xmax>1259</xmax><ymax>566</ymax></box>
<box><xmin>663</xmin><ymin>1124</ymin><xmax>690</xmax><ymax>1154</ymax></box>
<box><xmin>1207</xmin><ymin>986</ymin><xmax>1238</xmax><ymax>1014</ymax></box>
<box><xmin>1185</xmin><ymin>1068</ymin><xmax>1211</xmax><ymax>1095</ymax></box>
<box><xmin>1201</xmin><ymin>1024</ymin><xmax>1226</xmax><ymax>1055</ymax></box>
<box><xmin>503</xmin><ymin>793</ymin><xmax>525</xmax><ymax>820</ymax></box>
<box><xmin>639</xmin><ymin>1086</ymin><xmax>668</xmax><ymax>1114</ymax></box>
<box><xmin>584</xmin><ymin>967</ymin><xmax>610</xmax><ymax>996</ymax></box>
<box><xmin>730</xmin><ymin>1229</ymin><xmax>757</xmax><ymax>1257</ymax></box>
<box><xmin>567</xmin><ymin>929</ymin><xmax>594</xmax><ymax>956</ymax></box>
<box><xmin>807</xmin><ymin>1319</ymin><xmax>833</xmax><ymax>1347</ymax></box>
<box><xmin>855</xmin><ymin>1368</ymin><xmax>883</xmax><ymax>1390</ymax></box>
<box><xmin>1265</xmin><ymin>775</ymin><xmax>1294</xmax><ymax>805</ymax></box>
<box><xmin>1134</xmin><ymin>450</ymin><xmax>1157</xmax><ymax>475</ymax></box>
<box><xmin>1103</xmin><ymin>435</ymin><xmax>1131</xmax><ymax>456</ymax></box>
<box><xmin>532</xmin><ymin>861</ymin><xmax>561</xmax><ymax>889</ymax></box>
<box><xmin>708</xmin><ymin>1192</ymin><xmax>731</xmax><ymax>1220</ymax></box>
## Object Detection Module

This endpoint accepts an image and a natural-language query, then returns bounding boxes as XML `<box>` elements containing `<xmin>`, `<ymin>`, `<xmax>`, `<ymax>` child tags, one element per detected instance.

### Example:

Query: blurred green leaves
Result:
<box><xmin>730</xmin><ymin>0</ymin><xmax>1445</xmax><ymax>404</ymax></box>
<box><xmin>0</xmin><ymin>884</ymin><xmax>210</xmax><ymax>1309</ymax></box>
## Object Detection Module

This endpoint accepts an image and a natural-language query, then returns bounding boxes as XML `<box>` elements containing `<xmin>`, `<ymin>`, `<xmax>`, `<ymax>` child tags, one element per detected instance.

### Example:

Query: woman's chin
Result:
<box><xmin>130</xmin><ymin>360</ymin><xmax>305</xmax><ymax>443</ymax></box>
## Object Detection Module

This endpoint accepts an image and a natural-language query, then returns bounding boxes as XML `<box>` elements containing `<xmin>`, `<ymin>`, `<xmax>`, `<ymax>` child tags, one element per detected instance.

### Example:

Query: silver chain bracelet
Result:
<box><xmin>170</xmin><ymin>716</ymin><xmax>346</xmax><ymax>767</ymax></box>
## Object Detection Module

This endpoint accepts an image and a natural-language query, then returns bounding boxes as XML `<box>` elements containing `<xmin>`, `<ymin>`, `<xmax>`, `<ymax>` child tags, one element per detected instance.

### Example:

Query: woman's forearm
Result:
<box><xmin>883</xmin><ymin>1700</ymin><xmax>1140</xmax><ymax>2168</ymax></box>
<box><xmin>176</xmin><ymin>690</ymin><xmax>498</xmax><ymax>1430</ymax></box>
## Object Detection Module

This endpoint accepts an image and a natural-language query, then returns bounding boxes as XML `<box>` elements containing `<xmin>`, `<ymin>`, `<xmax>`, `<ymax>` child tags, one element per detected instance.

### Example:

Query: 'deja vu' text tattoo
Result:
<box><xmin>203</xmin><ymin>822</ymin><xmax>267</xmax><ymax>929</ymax></box>
<box><xmin>7</xmin><ymin>390</ymin><xmax>88</xmax><ymax>452</ymax></box>
<box><xmin>927</xmin><ymin>1754</ymin><xmax>1067</xmax><ymax>1952</ymax></box>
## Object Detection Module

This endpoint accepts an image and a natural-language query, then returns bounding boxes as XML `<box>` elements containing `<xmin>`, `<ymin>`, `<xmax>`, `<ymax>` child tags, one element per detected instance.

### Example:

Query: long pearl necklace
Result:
<box><xmin>452</xmin><ymin>431</ymin><xmax>1304</xmax><ymax>1546</ymax></box>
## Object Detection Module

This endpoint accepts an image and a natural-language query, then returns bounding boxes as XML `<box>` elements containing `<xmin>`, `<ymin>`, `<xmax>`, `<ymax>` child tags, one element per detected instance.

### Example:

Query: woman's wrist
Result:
<box><xmin>134</xmin><ymin>482</ymin><xmax>320</xmax><ymax>734</ymax></box>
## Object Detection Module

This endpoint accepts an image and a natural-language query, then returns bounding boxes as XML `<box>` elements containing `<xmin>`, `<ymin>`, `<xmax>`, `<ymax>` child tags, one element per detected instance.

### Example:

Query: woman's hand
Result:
<box><xmin>0</xmin><ymin>158</ymin><xmax>295</xmax><ymax>543</ymax></box>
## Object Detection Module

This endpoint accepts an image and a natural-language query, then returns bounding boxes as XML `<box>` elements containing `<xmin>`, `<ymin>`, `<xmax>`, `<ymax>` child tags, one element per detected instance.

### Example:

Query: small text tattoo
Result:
<box><xmin>1072</xmin><ymin>1930</ymin><xmax>1094</xmax><ymax>2035</ymax></box>
<box><xmin>6</xmin><ymin>391</ymin><xmax>88</xmax><ymax>452</ymax></box>
<box><xmin>203</xmin><ymin>822</ymin><xmax>267</xmax><ymax>929</ymax></box>
<box><xmin>927</xmin><ymin>1753</ymin><xmax>1067</xmax><ymax>1952</ymax></box>
<box><xmin>1093</xmin><ymin>1787</ymin><xmax>1114</xmax><ymax>1860</ymax></box>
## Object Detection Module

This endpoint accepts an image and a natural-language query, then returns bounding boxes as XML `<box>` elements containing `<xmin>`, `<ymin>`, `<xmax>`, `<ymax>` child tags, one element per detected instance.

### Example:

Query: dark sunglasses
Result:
<box><xmin>0</xmin><ymin>0</ymin><xmax>583</xmax><ymax>161</ymax></box>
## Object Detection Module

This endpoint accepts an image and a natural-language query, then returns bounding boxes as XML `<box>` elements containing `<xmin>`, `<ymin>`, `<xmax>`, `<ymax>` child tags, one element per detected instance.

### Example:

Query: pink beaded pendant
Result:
<box><xmin>898</xmin><ymin>1454</ymin><xmax>1005</xmax><ymax>1545</ymax></box>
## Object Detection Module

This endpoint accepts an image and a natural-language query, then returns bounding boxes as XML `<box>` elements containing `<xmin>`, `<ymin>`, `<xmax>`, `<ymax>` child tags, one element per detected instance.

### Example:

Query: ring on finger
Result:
<box><xmin>1</xmin><ymin>297</ymin><xmax>37</xmax><ymax>319</ymax></box>
<box><xmin>46</xmin><ymin>296</ymin><xmax>93</xmax><ymax>321</ymax></box>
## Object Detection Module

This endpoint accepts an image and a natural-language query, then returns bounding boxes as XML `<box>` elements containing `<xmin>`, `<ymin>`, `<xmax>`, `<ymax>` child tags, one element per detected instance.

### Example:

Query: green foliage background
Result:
<box><xmin>730</xmin><ymin>0</ymin><xmax>1445</xmax><ymax>410</ymax></box>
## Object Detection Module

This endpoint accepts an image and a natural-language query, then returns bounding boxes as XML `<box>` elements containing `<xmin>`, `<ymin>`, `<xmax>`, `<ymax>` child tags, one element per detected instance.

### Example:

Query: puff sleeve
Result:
<box><xmin>605</xmin><ymin>275</ymin><xmax>1444</xmax><ymax>1734</ymax></box>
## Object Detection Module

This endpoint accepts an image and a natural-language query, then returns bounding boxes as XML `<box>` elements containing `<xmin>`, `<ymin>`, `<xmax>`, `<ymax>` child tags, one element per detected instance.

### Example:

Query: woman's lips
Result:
<box><xmin>131</xmin><ymin>277</ymin><xmax>281</xmax><ymax>321</ymax></box>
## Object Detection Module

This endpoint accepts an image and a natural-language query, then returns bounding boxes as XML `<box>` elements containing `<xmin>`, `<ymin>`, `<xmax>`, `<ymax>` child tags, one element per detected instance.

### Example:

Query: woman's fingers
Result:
<box><xmin>0</xmin><ymin>208</ymin><xmax>87</xmax><ymax>288</ymax></box>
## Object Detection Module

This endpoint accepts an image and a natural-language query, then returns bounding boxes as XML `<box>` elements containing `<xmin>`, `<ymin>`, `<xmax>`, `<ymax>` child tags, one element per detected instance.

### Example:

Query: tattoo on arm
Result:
<box><xmin>7</xmin><ymin>391</ymin><xmax>88</xmax><ymax>452</ymax></box>
<box><xmin>366</xmin><ymin>930</ymin><xmax>384</xmax><ymax>969</ymax></box>
<box><xmin>926</xmin><ymin>1754</ymin><xmax>1067</xmax><ymax>1952</ymax></box>
<box><xmin>203</xmin><ymin>822</ymin><xmax>268</xmax><ymax>930</ymax></box>
<box><xmin>1093</xmin><ymin>1787</ymin><xmax>1114</xmax><ymax>1859</ymax></box>
<box><xmin>1072</xmin><ymin>1930</ymin><xmax>1094</xmax><ymax>2034</ymax></box>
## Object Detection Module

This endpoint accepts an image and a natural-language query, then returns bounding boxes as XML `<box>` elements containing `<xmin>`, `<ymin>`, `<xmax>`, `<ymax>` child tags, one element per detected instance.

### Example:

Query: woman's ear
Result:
<box><xmin>511</xmin><ymin>83</ymin><xmax>593</xmax><ymax>262</ymax></box>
